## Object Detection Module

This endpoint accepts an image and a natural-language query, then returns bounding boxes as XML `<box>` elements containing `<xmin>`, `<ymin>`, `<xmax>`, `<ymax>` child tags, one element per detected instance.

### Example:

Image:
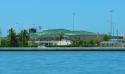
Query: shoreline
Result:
<box><xmin>0</xmin><ymin>47</ymin><xmax>125</xmax><ymax>51</ymax></box>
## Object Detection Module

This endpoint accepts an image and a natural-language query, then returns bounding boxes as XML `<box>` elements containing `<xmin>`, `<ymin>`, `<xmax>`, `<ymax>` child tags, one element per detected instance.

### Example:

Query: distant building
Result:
<box><xmin>30</xmin><ymin>29</ymin><xmax>100</xmax><ymax>40</ymax></box>
<box><xmin>29</xmin><ymin>28</ymin><xmax>37</xmax><ymax>34</ymax></box>
<box><xmin>29</xmin><ymin>29</ymin><xmax>101</xmax><ymax>47</ymax></box>
<box><xmin>100</xmin><ymin>40</ymin><xmax>118</xmax><ymax>47</ymax></box>
<box><xmin>100</xmin><ymin>35</ymin><xmax>125</xmax><ymax>47</ymax></box>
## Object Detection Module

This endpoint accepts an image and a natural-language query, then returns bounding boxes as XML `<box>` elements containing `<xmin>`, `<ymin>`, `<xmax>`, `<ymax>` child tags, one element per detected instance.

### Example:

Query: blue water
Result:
<box><xmin>0</xmin><ymin>51</ymin><xmax>125</xmax><ymax>74</ymax></box>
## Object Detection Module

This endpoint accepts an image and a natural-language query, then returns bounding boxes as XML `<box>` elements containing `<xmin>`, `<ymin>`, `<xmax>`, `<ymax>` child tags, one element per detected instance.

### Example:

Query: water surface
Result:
<box><xmin>0</xmin><ymin>51</ymin><xmax>125</xmax><ymax>74</ymax></box>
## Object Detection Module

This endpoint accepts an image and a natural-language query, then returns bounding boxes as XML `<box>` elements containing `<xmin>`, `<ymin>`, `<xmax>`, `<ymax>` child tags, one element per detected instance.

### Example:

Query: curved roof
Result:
<box><xmin>30</xmin><ymin>29</ymin><xmax>96</xmax><ymax>37</ymax></box>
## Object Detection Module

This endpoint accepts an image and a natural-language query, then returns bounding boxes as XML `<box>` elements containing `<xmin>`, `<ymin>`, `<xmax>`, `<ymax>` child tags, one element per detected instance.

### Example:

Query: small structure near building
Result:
<box><xmin>100</xmin><ymin>40</ymin><xmax>118</xmax><ymax>47</ymax></box>
<box><xmin>34</xmin><ymin>39</ymin><xmax>72</xmax><ymax>47</ymax></box>
<box><xmin>56</xmin><ymin>40</ymin><xmax>72</xmax><ymax>46</ymax></box>
<box><xmin>29</xmin><ymin>28</ymin><xmax>37</xmax><ymax>34</ymax></box>
<box><xmin>100</xmin><ymin>37</ymin><xmax>125</xmax><ymax>47</ymax></box>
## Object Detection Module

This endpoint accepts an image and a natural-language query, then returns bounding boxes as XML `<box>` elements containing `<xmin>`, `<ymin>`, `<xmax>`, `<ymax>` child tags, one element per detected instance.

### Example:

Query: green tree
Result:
<box><xmin>89</xmin><ymin>40</ymin><xmax>94</xmax><ymax>44</ymax></box>
<box><xmin>84</xmin><ymin>40</ymin><xmax>96</xmax><ymax>47</ymax></box>
<box><xmin>73</xmin><ymin>40</ymin><xmax>83</xmax><ymax>47</ymax></box>
<box><xmin>18</xmin><ymin>29</ymin><xmax>29</xmax><ymax>47</ymax></box>
<box><xmin>59</xmin><ymin>32</ymin><xmax>64</xmax><ymax>40</ymax></box>
<box><xmin>7</xmin><ymin>28</ymin><xmax>18</xmax><ymax>47</ymax></box>
<box><xmin>93</xmin><ymin>40</ymin><xmax>100</xmax><ymax>46</ymax></box>
<box><xmin>102</xmin><ymin>34</ymin><xmax>109</xmax><ymax>41</ymax></box>
<box><xmin>1</xmin><ymin>38</ymin><xmax>8</xmax><ymax>47</ymax></box>
<box><xmin>28</xmin><ymin>40</ymin><xmax>33</xmax><ymax>47</ymax></box>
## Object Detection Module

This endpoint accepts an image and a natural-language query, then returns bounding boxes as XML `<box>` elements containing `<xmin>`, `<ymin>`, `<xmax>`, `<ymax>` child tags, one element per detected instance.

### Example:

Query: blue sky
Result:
<box><xmin>0</xmin><ymin>0</ymin><xmax>125</xmax><ymax>36</ymax></box>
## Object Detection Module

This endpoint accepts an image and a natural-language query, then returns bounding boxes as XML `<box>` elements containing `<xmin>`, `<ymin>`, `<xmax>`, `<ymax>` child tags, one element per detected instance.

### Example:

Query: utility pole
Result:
<box><xmin>116</xmin><ymin>24</ymin><xmax>119</xmax><ymax>38</ymax></box>
<box><xmin>0</xmin><ymin>26</ymin><xmax>1</xmax><ymax>46</ymax></box>
<box><xmin>38</xmin><ymin>25</ymin><xmax>42</xmax><ymax>47</ymax></box>
<box><xmin>39</xmin><ymin>25</ymin><xmax>42</xmax><ymax>32</ymax></box>
<box><xmin>20</xmin><ymin>23</ymin><xmax>24</xmax><ymax>47</ymax></box>
<box><xmin>72</xmin><ymin>12</ymin><xmax>76</xmax><ymax>32</ymax></box>
<box><xmin>33</xmin><ymin>24</ymin><xmax>36</xmax><ymax>28</ymax></box>
<box><xmin>110</xmin><ymin>10</ymin><xmax>114</xmax><ymax>36</ymax></box>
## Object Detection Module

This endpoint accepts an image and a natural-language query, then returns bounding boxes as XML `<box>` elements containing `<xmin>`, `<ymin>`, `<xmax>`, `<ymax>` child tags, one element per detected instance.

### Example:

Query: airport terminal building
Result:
<box><xmin>29</xmin><ymin>28</ymin><xmax>100</xmax><ymax>46</ymax></box>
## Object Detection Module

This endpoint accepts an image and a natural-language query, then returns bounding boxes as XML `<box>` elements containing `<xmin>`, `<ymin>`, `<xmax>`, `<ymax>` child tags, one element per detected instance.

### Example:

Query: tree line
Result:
<box><xmin>72</xmin><ymin>34</ymin><xmax>109</xmax><ymax>47</ymax></box>
<box><xmin>1</xmin><ymin>28</ymin><xmax>30</xmax><ymax>47</ymax></box>
<box><xmin>0</xmin><ymin>28</ymin><xmax>110</xmax><ymax>47</ymax></box>
<box><xmin>58</xmin><ymin>32</ymin><xmax>109</xmax><ymax>47</ymax></box>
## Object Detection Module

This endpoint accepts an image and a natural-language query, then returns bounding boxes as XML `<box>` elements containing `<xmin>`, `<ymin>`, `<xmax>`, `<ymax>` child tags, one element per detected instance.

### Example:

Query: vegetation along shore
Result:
<box><xmin>0</xmin><ymin>25</ymin><xmax>125</xmax><ymax>50</ymax></box>
<box><xmin>0</xmin><ymin>27</ymin><xmax>111</xmax><ymax>48</ymax></box>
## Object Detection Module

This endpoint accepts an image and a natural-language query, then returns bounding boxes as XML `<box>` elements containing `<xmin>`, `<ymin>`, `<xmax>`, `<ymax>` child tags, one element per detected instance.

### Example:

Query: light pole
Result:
<box><xmin>0</xmin><ymin>26</ymin><xmax>1</xmax><ymax>46</ymax></box>
<box><xmin>39</xmin><ymin>25</ymin><xmax>42</xmax><ymax>32</ymax></box>
<box><xmin>38</xmin><ymin>25</ymin><xmax>42</xmax><ymax>46</ymax></box>
<box><xmin>110</xmin><ymin>10</ymin><xmax>114</xmax><ymax>36</ymax></box>
<box><xmin>115</xmin><ymin>24</ymin><xmax>119</xmax><ymax>41</ymax></box>
<box><xmin>22</xmin><ymin>24</ymin><xmax>24</xmax><ymax>47</ymax></box>
<box><xmin>72</xmin><ymin>12</ymin><xmax>76</xmax><ymax>32</ymax></box>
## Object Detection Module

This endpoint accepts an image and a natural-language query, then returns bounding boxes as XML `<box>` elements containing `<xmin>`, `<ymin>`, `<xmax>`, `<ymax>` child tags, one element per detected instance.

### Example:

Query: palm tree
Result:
<box><xmin>59</xmin><ymin>32</ymin><xmax>64</xmax><ymax>40</ymax></box>
<box><xmin>18</xmin><ymin>29</ymin><xmax>29</xmax><ymax>47</ymax></box>
<box><xmin>7</xmin><ymin>28</ymin><xmax>18</xmax><ymax>47</ymax></box>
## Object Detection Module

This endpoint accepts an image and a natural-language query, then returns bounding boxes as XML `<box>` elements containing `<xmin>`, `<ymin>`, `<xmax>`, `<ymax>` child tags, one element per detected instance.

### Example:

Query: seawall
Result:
<box><xmin>0</xmin><ymin>47</ymin><xmax>125</xmax><ymax>51</ymax></box>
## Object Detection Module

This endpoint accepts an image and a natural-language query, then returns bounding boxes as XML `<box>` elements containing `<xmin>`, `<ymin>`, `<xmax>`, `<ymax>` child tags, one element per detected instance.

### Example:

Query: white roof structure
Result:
<box><xmin>34</xmin><ymin>40</ymin><xmax>72</xmax><ymax>46</ymax></box>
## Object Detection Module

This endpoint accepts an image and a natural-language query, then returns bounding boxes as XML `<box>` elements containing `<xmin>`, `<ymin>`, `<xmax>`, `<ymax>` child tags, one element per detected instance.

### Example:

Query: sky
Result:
<box><xmin>0</xmin><ymin>0</ymin><xmax>125</xmax><ymax>36</ymax></box>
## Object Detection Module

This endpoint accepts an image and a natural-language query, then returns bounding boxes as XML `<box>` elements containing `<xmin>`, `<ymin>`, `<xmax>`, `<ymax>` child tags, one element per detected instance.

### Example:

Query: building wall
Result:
<box><xmin>68</xmin><ymin>35</ymin><xmax>100</xmax><ymax>40</ymax></box>
<box><xmin>30</xmin><ymin>35</ymin><xmax>101</xmax><ymax>41</ymax></box>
